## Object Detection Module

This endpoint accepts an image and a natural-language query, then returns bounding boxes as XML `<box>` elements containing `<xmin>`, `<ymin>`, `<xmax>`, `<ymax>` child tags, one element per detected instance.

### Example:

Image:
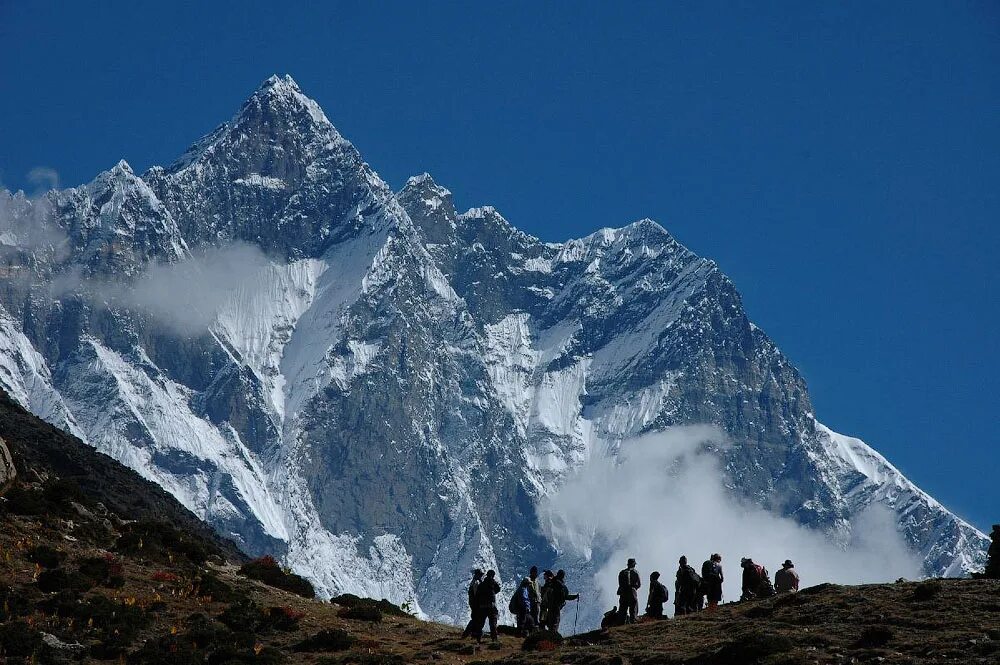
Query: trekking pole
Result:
<box><xmin>572</xmin><ymin>596</ymin><xmax>580</xmax><ymax>636</ymax></box>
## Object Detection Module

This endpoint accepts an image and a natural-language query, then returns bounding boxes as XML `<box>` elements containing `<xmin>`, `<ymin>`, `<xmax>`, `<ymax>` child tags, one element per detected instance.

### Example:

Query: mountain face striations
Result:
<box><xmin>0</xmin><ymin>75</ymin><xmax>986</xmax><ymax>624</ymax></box>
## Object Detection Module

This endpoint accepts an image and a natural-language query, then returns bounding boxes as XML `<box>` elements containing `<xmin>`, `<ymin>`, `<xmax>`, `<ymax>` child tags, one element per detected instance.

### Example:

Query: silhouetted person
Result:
<box><xmin>473</xmin><ymin>569</ymin><xmax>501</xmax><ymax>643</ymax></box>
<box><xmin>986</xmin><ymin>525</ymin><xmax>1000</xmax><ymax>579</ymax></box>
<box><xmin>545</xmin><ymin>569</ymin><xmax>578</xmax><ymax>633</ymax></box>
<box><xmin>701</xmin><ymin>553</ymin><xmax>724</xmax><ymax>612</ymax></box>
<box><xmin>461</xmin><ymin>568</ymin><xmax>484</xmax><ymax>638</ymax></box>
<box><xmin>617</xmin><ymin>558</ymin><xmax>641</xmax><ymax>623</ymax></box>
<box><xmin>775</xmin><ymin>559</ymin><xmax>800</xmax><ymax>593</ymax></box>
<box><xmin>645</xmin><ymin>571</ymin><xmax>669</xmax><ymax>619</ymax></box>
<box><xmin>674</xmin><ymin>555</ymin><xmax>700</xmax><ymax>615</ymax></box>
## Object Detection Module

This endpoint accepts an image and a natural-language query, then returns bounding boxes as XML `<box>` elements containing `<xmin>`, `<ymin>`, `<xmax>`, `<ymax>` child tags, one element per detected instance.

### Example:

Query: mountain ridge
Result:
<box><xmin>0</xmin><ymin>74</ymin><xmax>986</xmax><ymax>627</ymax></box>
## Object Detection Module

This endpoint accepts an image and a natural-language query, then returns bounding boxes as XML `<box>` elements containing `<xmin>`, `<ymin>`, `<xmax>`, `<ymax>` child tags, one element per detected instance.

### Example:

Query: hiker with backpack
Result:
<box><xmin>740</xmin><ymin>557</ymin><xmax>775</xmax><ymax>601</ymax></box>
<box><xmin>510</xmin><ymin>577</ymin><xmax>537</xmax><ymax>635</ymax></box>
<box><xmin>461</xmin><ymin>568</ymin><xmax>484</xmax><ymax>638</ymax></box>
<box><xmin>674</xmin><ymin>555</ymin><xmax>702</xmax><ymax>615</ymax></box>
<box><xmin>473</xmin><ymin>569</ymin><xmax>502</xmax><ymax>643</ymax></box>
<box><xmin>701</xmin><ymin>553</ymin><xmax>724</xmax><ymax>612</ymax></box>
<box><xmin>543</xmin><ymin>569</ymin><xmax>578</xmax><ymax>633</ymax></box>
<box><xmin>616</xmin><ymin>558</ymin><xmax>641</xmax><ymax>623</ymax></box>
<box><xmin>774</xmin><ymin>559</ymin><xmax>800</xmax><ymax>593</ymax></box>
<box><xmin>645</xmin><ymin>571</ymin><xmax>669</xmax><ymax>619</ymax></box>
<box><xmin>528</xmin><ymin>566</ymin><xmax>542</xmax><ymax>627</ymax></box>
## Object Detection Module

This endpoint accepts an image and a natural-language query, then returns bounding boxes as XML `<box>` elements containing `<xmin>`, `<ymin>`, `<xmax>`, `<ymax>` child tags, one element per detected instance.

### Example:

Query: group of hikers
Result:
<box><xmin>609</xmin><ymin>555</ymin><xmax>800</xmax><ymax>625</ymax></box>
<box><xmin>461</xmin><ymin>566</ymin><xmax>578</xmax><ymax>643</ymax></box>
<box><xmin>460</xmin><ymin>555</ymin><xmax>801</xmax><ymax>642</ymax></box>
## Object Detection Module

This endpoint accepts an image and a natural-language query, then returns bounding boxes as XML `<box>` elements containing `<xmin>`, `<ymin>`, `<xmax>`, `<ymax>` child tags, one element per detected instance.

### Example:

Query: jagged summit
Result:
<box><xmin>0</xmin><ymin>73</ymin><xmax>986</xmax><ymax>630</ymax></box>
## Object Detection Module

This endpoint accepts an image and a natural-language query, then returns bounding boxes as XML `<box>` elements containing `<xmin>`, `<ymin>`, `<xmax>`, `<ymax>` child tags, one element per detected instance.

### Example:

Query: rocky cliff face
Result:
<box><xmin>0</xmin><ymin>75</ymin><xmax>986</xmax><ymax>624</ymax></box>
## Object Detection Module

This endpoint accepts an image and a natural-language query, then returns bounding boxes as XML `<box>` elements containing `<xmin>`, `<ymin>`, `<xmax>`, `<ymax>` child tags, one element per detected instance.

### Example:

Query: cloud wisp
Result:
<box><xmin>538</xmin><ymin>426</ymin><xmax>921</xmax><ymax>619</ymax></box>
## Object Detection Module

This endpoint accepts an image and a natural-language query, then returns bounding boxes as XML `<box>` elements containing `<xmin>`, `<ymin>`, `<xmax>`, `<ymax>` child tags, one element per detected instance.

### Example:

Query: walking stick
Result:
<box><xmin>572</xmin><ymin>596</ymin><xmax>580</xmax><ymax>636</ymax></box>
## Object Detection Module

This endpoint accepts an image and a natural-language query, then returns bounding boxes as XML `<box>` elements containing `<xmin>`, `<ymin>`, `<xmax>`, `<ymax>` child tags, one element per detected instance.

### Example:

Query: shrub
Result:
<box><xmin>857</xmin><ymin>626</ymin><xmax>894</xmax><ymax>648</ymax></box>
<box><xmin>78</xmin><ymin>553</ymin><xmax>125</xmax><ymax>587</ymax></box>
<box><xmin>0</xmin><ymin>584</ymin><xmax>33</xmax><ymax>620</ymax></box>
<box><xmin>339</xmin><ymin>605</ymin><xmax>382</xmax><ymax>622</ymax></box>
<box><xmin>196</xmin><ymin>572</ymin><xmax>244</xmax><ymax>604</ymax></box>
<box><xmin>239</xmin><ymin>556</ymin><xmax>315</xmax><ymax>599</ymax></box>
<box><xmin>219</xmin><ymin>599</ymin><xmax>268</xmax><ymax>634</ymax></box>
<box><xmin>37</xmin><ymin>567</ymin><xmax>94</xmax><ymax>593</ymax></box>
<box><xmin>2</xmin><ymin>486</ymin><xmax>48</xmax><ymax>515</ymax></box>
<box><xmin>116</xmin><ymin>519</ymin><xmax>211</xmax><ymax>565</ymax></box>
<box><xmin>522</xmin><ymin>630</ymin><xmax>565</xmax><ymax>652</ymax></box>
<box><xmin>330</xmin><ymin>593</ymin><xmax>408</xmax><ymax>618</ymax></box>
<box><xmin>293</xmin><ymin>628</ymin><xmax>356</xmax><ymax>653</ymax></box>
<box><xmin>913</xmin><ymin>581</ymin><xmax>941</xmax><ymax>601</ymax></box>
<box><xmin>152</xmin><ymin>570</ymin><xmax>181</xmax><ymax>583</ymax></box>
<box><xmin>266</xmin><ymin>606</ymin><xmax>305</xmax><ymax>631</ymax></box>
<box><xmin>26</xmin><ymin>544</ymin><xmax>65</xmax><ymax>568</ymax></box>
<box><xmin>0</xmin><ymin>620</ymin><xmax>43</xmax><ymax>658</ymax></box>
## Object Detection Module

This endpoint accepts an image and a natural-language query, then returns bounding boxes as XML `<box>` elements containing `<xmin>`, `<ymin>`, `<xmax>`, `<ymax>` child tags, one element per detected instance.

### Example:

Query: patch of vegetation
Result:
<box><xmin>0</xmin><ymin>620</ymin><xmax>43</xmax><ymax>659</ymax></box>
<box><xmin>116</xmin><ymin>519</ymin><xmax>212</xmax><ymax>565</ymax></box>
<box><xmin>36</xmin><ymin>566</ymin><xmax>95</xmax><ymax>593</ymax></box>
<box><xmin>26</xmin><ymin>543</ymin><xmax>65</xmax><ymax>568</ymax></box>
<box><xmin>78</xmin><ymin>553</ymin><xmax>126</xmax><ymax>587</ymax></box>
<box><xmin>339</xmin><ymin>604</ymin><xmax>383</xmax><ymax>622</ymax></box>
<box><xmin>294</xmin><ymin>628</ymin><xmax>356</xmax><ymax>653</ymax></box>
<box><xmin>316</xmin><ymin>654</ymin><xmax>405</xmax><ymax>665</ymax></box>
<box><xmin>522</xmin><ymin>629</ymin><xmax>565</xmax><ymax>652</ymax></box>
<box><xmin>857</xmin><ymin>625</ymin><xmax>894</xmax><ymax>648</ymax></box>
<box><xmin>708</xmin><ymin>631</ymin><xmax>793</xmax><ymax>663</ymax></box>
<box><xmin>0</xmin><ymin>584</ymin><xmax>33</xmax><ymax>620</ymax></box>
<box><xmin>330</xmin><ymin>593</ymin><xmax>408</xmax><ymax>617</ymax></box>
<box><xmin>913</xmin><ymin>581</ymin><xmax>941</xmax><ymax>601</ymax></box>
<box><xmin>195</xmin><ymin>571</ymin><xmax>245</xmax><ymax>603</ymax></box>
<box><xmin>239</xmin><ymin>555</ymin><xmax>315</xmax><ymax>598</ymax></box>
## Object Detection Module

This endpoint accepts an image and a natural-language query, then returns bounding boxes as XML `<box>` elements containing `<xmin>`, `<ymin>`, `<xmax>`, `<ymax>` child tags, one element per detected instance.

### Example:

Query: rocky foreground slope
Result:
<box><xmin>0</xmin><ymin>75</ymin><xmax>987</xmax><ymax>624</ymax></box>
<box><xmin>1</xmin><ymin>391</ymin><xmax>997</xmax><ymax>664</ymax></box>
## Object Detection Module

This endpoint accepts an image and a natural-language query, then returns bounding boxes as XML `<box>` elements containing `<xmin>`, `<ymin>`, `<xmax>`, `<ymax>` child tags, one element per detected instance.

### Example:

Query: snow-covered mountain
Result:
<box><xmin>0</xmin><ymin>75</ymin><xmax>986</xmax><ymax>623</ymax></box>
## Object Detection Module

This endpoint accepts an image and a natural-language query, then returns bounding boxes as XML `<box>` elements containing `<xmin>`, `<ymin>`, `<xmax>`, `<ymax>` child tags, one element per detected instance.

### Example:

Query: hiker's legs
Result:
<box><xmin>708</xmin><ymin>599</ymin><xmax>718</xmax><ymax>613</ymax></box>
<box><xmin>488</xmin><ymin>608</ymin><xmax>499</xmax><ymax>641</ymax></box>
<box><xmin>549</xmin><ymin>609</ymin><xmax>561</xmax><ymax>633</ymax></box>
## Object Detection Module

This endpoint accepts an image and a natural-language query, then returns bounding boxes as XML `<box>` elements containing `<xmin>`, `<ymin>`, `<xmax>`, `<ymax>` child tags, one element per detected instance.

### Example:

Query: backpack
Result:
<box><xmin>508</xmin><ymin>590</ymin><xmax>520</xmax><ymax>614</ymax></box>
<box><xmin>756</xmin><ymin>565</ymin><xmax>776</xmax><ymax>598</ymax></box>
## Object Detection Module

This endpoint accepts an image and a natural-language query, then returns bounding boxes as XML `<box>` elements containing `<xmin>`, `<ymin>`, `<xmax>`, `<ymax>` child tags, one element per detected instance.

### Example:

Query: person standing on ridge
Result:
<box><xmin>461</xmin><ymin>569</ymin><xmax>484</xmax><ymax>638</ymax></box>
<box><xmin>674</xmin><ymin>555</ymin><xmax>701</xmax><ymax>615</ymax></box>
<box><xmin>774</xmin><ymin>560</ymin><xmax>800</xmax><ymax>593</ymax></box>
<box><xmin>617</xmin><ymin>558</ymin><xmax>641</xmax><ymax>623</ymax></box>
<box><xmin>701</xmin><ymin>553</ymin><xmax>724</xmax><ymax>612</ymax></box>
<box><xmin>539</xmin><ymin>569</ymin><xmax>555</xmax><ymax>627</ymax></box>
<box><xmin>512</xmin><ymin>577</ymin><xmax>536</xmax><ymax>635</ymax></box>
<box><xmin>474</xmin><ymin>569</ymin><xmax>501</xmax><ymax>643</ymax></box>
<box><xmin>545</xmin><ymin>569</ymin><xmax>579</xmax><ymax>633</ymax></box>
<box><xmin>645</xmin><ymin>571</ymin><xmax>669</xmax><ymax>619</ymax></box>
<box><xmin>528</xmin><ymin>565</ymin><xmax>542</xmax><ymax>627</ymax></box>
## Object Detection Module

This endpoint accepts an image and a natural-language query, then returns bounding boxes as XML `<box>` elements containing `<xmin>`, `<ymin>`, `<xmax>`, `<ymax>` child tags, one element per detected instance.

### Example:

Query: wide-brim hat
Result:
<box><xmin>782</xmin><ymin>560</ymin><xmax>794</xmax><ymax>568</ymax></box>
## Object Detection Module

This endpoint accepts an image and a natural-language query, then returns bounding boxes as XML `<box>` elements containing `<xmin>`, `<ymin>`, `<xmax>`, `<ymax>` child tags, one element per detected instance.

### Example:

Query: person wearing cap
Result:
<box><xmin>539</xmin><ymin>569</ymin><xmax>555</xmax><ymax>628</ymax></box>
<box><xmin>616</xmin><ymin>557</ymin><xmax>641</xmax><ymax>623</ymax></box>
<box><xmin>645</xmin><ymin>571</ymin><xmax>669</xmax><ymax>619</ymax></box>
<box><xmin>473</xmin><ymin>569</ymin><xmax>501</xmax><ymax>643</ymax></box>
<box><xmin>774</xmin><ymin>559</ymin><xmax>800</xmax><ymax>593</ymax></box>
<box><xmin>461</xmin><ymin>568</ymin><xmax>485</xmax><ymax>638</ymax></box>
<box><xmin>701</xmin><ymin>553</ymin><xmax>724</xmax><ymax>612</ymax></box>
<box><xmin>544</xmin><ymin>569</ymin><xmax>578</xmax><ymax>633</ymax></box>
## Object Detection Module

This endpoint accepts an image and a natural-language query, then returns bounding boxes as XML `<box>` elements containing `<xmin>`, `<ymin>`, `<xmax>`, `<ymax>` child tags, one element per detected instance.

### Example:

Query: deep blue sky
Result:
<box><xmin>1</xmin><ymin>2</ymin><xmax>997</xmax><ymax>531</ymax></box>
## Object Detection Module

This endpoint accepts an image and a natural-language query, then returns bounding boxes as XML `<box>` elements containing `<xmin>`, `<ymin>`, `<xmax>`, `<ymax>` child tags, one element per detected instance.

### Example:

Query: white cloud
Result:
<box><xmin>538</xmin><ymin>426</ymin><xmax>921</xmax><ymax>625</ymax></box>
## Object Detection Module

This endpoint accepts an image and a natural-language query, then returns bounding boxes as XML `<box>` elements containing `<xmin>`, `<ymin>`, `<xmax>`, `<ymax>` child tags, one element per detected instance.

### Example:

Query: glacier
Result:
<box><xmin>0</xmin><ymin>74</ymin><xmax>986</xmax><ymax>626</ymax></box>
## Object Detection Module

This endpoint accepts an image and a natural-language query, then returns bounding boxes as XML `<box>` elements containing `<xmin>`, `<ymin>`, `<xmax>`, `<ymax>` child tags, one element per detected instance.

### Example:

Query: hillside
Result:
<box><xmin>1</xmin><ymin>392</ymin><xmax>996</xmax><ymax>663</ymax></box>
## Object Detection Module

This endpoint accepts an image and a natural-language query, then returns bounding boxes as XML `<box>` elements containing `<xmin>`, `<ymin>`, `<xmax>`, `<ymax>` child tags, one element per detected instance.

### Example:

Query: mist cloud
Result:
<box><xmin>538</xmin><ymin>427</ymin><xmax>922</xmax><ymax>619</ymax></box>
<box><xmin>51</xmin><ymin>242</ymin><xmax>271</xmax><ymax>335</ymax></box>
